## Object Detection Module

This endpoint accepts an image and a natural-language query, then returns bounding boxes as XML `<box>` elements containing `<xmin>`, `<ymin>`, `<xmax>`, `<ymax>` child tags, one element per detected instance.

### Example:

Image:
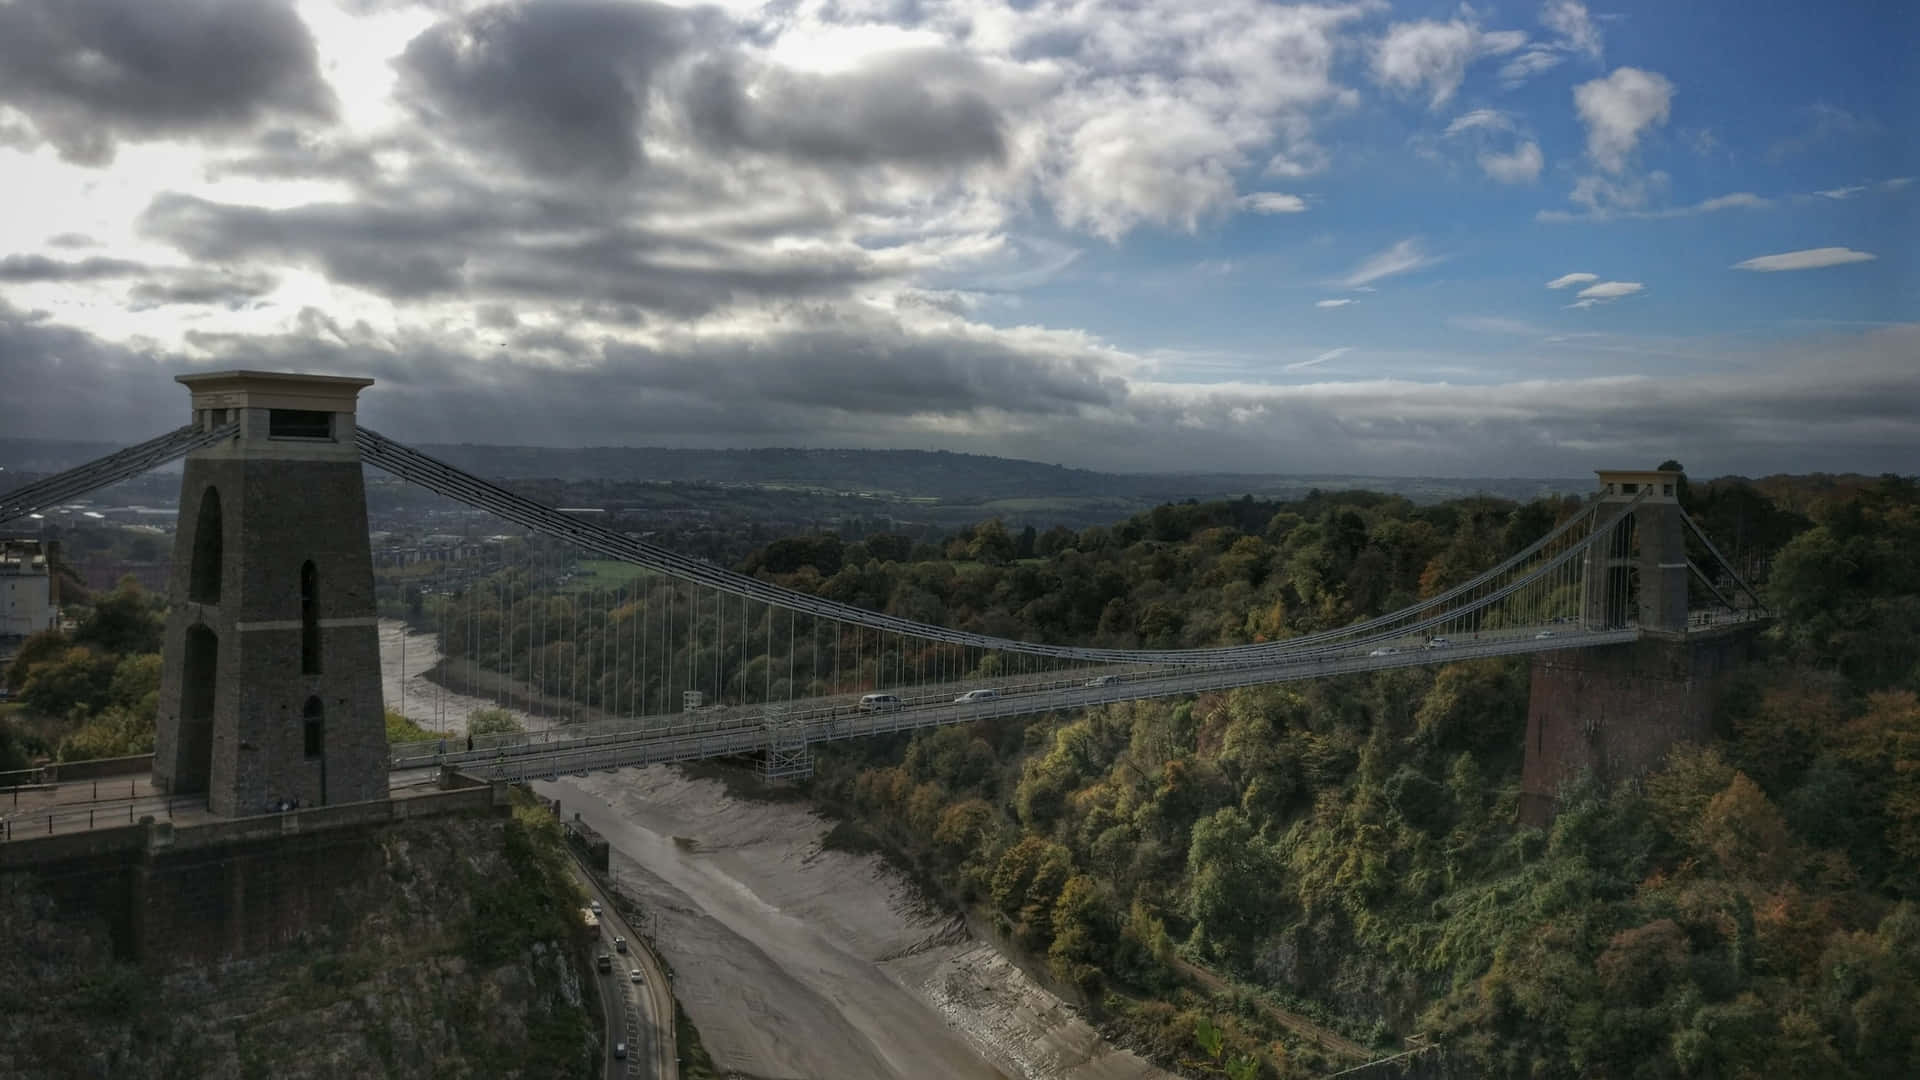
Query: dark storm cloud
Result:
<box><xmin>206</xmin><ymin>129</ymin><xmax>406</xmax><ymax>186</ymax></box>
<box><xmin>0</xmin><ymin>255</ymin><xmax>148</xmax><ymax>283</ymax></box>
<box><xmin>0</xmin><ymin>302</ymin><xmax>187</xmax><ymax>438</ymax></box>
<box><xmin>397</xmin><ymin>0</ymin><xmax>696</xmax><ymax>181</ymax></box>
<box><xmin>139</xmin><ymin>191</ymin><xmax>887</xmax><ymax>314</ymax></box>
<box><xmin>0</xmin><ymin>254</ymin><xmax>275</xmax><ymax>309</ymax></box>
<box><xmin>141</xmin><ymin>193</ymin><xmax>483</xmax><ymax>298</ymax></box>
<box><xmin>128</xmin><ymin>269</ymin><xmax>280</xmax><ymax>310</ymax></box>
<box><xmin>603</xmin><ymin>319</ymin><xmax>1128</xmax><ymax>418</ymax></box>
<box><xmin>684</xmin><ymin>50</ymin><xmax>1010</xmax><ymax>171</ymax></box>
<box><xmin>0</xmin><ymin>0</ymin><xmax>334</xmax><ymax>165</ymax></box>
<box><xmin>6</xmin><ymin>302</ymin><xmax>1916</xmax><ymax>479</ymax></box>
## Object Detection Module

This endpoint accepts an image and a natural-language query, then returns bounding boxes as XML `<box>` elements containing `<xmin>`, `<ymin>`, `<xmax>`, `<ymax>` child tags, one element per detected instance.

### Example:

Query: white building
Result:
<box><xmin>1</xmin><ymin>540</ymin><xmax>58</xmax><ymax>640</ymax></box>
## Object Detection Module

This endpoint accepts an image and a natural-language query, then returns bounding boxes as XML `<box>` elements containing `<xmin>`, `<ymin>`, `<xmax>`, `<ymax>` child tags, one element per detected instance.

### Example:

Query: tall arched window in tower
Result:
<box><xmin>188</xmin><ymin>487</ymin><xmax>223</xmax><ymax>604</ymax></box>
<box><xmin>300</xmin><ymin>560</ymin><xmax>320</xmax><ymax>674</ymax></box>
<box><xmin>303</xmin><ymin>696</ymin><xmax>324</xmax><ymax>759</ymax></box>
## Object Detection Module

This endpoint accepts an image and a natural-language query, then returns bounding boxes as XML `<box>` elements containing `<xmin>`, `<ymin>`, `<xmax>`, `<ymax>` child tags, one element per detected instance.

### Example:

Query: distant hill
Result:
<box><xmin>409</xmin><ymin>443</ymin><xmax>1592</xmax><ymax>505</ymax></box>
<box><xmin>4</xmin><ymin>436</ymin><xmax>1593</xmax><ymax>506</ymax></box>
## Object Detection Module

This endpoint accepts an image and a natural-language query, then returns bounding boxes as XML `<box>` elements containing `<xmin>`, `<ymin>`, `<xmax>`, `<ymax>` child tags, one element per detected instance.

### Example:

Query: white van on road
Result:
<box><xmin>953</xmin><ymin>688</ymin><xmax>1001</xmax><ymax>704</ymax></box>
<box><xmin>858</xmin><ymin>693</ymin><xmax>903</xmax><ymax>712</ymax></box>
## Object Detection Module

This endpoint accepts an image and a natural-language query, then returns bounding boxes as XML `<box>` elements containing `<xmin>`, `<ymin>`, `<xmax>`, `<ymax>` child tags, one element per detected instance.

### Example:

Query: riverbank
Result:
<box><xmin>537</xmin><ymin>767</ymin><xmax>1170</xmax><ymax>1080</ymax></box>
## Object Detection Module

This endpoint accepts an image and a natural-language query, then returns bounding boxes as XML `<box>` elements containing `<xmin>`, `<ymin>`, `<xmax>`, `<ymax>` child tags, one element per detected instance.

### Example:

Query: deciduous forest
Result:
<box><xmin>5</xmin><ymin>472</ymin><xmax>1915</xmax><ymax>1076</ymax></box>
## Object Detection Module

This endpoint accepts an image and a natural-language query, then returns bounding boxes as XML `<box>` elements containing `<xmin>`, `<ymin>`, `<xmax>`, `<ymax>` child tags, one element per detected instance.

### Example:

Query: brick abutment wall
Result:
<box><xmin>1520</xmin><ymin>626</ymin><xmax>1758</xmax><ymax>826</ymax></box>
<box><xmin>2</xmin><ymin>782</ymin><xmax>509</xmax><ymax>970</ymax></box>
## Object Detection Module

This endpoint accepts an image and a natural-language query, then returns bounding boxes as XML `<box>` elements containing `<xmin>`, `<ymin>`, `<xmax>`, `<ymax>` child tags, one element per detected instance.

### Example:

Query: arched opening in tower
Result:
<box><xmin>303</xmin><ymin>695</ymin><xmax>328</xmax><ymax>805</ymax></box>
<box><xmin>300</xmin><ymin>560</ymin><xmax>320</xmax><ymax>674</ymax></box>
<box><xmin>176</xmin><ymin>625</ymin><xmax>218</xmax><ymax>794</ymax></box>
<box><xmin>188</xmin><ymin>487</ymin><xmax>223</xmax><ymax>604</ymax></box>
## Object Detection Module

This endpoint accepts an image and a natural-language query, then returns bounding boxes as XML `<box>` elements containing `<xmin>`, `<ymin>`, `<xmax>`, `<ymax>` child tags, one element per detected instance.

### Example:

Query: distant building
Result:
<box><xmin>76</xmin><ymin>559</ymin><xmax>171</xmax><ymax>594</ymax></box>
<box><xmin>1</xmin><ymin>539</ymin><xmax>59</xmax><ymax>640</ymax></box>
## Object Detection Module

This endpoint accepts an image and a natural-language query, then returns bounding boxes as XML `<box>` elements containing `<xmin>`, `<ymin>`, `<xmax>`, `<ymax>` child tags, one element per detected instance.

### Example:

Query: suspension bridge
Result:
<box><xmin>0</xmin><ymin>372</ymin><xmax>1764</xmax><ymax>814</ymax></box>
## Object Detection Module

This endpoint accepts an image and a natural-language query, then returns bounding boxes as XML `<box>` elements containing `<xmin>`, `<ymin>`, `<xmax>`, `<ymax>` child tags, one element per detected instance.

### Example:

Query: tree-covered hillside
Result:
<box><xmin>422</xmin><ymin>471</ymin><xmax>1917</xmax><ymax>1076</ymax></box>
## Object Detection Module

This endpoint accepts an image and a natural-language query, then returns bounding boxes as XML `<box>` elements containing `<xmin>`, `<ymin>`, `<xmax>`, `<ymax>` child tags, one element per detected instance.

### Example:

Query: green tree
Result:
<box><xmin>5</xmin><ymin>628</ymin><xmax>70</xmax><ymax>693</ymax></box>
<box><xmin>20</xmin><ymin>647</ymin><xmax>117</xmax><ymax>720</ymax></box>
<box><xmin>72</xmin><ymin>578</ymin><xmax>163</xmax><ymax>656</ymax></box>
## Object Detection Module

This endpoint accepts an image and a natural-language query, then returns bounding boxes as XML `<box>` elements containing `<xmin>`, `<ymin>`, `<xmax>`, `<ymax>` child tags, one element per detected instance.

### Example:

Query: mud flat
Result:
<box><xmin>377</xmin><ymin>619</ymin><xmax>546</xmax><ymax>734</ymax></box>
<box><xmin>536</xmin><ymin>768</ymin><xmax>1170</xmax><ymax>1080</ymax></box>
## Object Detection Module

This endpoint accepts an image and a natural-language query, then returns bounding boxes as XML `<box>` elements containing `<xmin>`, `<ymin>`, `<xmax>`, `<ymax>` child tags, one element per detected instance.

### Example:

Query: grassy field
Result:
<box><xmin>567</xmin><ymin>560</ymin><xmax>657</xmax><ymax>590</ymax></box>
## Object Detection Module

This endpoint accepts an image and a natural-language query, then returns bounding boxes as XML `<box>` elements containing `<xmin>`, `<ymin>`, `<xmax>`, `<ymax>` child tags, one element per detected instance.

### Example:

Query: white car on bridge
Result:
<box><xmin>954</xmin><ymin>689</ymin><xmax>1001</xmax><ymax>703</ymax></box>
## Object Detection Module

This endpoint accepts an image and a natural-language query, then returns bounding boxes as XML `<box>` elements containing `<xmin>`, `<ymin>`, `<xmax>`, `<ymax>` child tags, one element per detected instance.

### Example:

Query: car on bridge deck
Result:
<box><xmin>1425</xmin><ymin>637</ymin><xmax>1452</xmax><ymax>649</ymax></box>
<box><xmin>1085</xmin><ymin>674</ymin><xmax>1122</xmax><ymax>687</ymax></box>
<box><xmin>954</xmin><ymin>688</ymin><xmax>1001</xmax><ymax>703</ymax></box>
<box><xmin>631</xmin><ymin>969</ymin><xmax>645</xmax><ymax>984</ymax></box>
<box><xmin>1367</xmin><ymin>647</ymin><xmax>1399</xmax><ymax>657</ymax></box>
<box><xmin>614</xmin><ymin>1042</ymin><xmax>627</xmax><ymax>1060</ymax></box>
<box><xmin>859</xmin><ymin>693</ymin><xmax>903</xmax><ymax>712</ymax></box>
<box><xmin>1534</xmin><ymin>630</ymin><xmax>1557</xmax><ymax>639</ymax></box>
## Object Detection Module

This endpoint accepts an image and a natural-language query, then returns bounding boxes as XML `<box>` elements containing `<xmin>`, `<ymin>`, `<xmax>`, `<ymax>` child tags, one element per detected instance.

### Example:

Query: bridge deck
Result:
<box><xmin>400</xmin><ymin>624</ymin><xmax>1654</xmax><ymax>782</ymax></box>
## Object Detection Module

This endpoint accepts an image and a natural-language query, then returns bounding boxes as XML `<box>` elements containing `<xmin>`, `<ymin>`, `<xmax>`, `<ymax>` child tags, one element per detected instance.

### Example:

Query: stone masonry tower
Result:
<box><xmin>1581</xmin><ymin>468</ymin><xmax>1689</xmax><ymax>634</ymax></box>
<box><xmin>153</xmin><ymin>372</ymin><xmax>387</xmax><ymax>816</ymax></box>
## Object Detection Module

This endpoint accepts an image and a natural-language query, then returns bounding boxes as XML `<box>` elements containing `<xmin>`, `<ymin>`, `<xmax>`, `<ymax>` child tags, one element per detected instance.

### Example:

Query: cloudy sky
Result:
<box><xmin>0</xmin><ymin>0</ymin><xmax>1913</xmax><ymax>477</ymax></box>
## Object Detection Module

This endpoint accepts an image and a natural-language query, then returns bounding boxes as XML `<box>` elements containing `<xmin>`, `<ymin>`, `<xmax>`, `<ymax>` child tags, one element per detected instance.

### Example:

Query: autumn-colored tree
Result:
<box><xmin>1695</xmin><ymin>772</ymin><xmax>1792</xmax><ymax>880</ymax></box>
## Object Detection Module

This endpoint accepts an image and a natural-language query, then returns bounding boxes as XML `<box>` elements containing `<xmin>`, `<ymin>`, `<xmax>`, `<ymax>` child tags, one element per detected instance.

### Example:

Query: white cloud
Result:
<box><xmin>1373</xmin><ymin>16</ymin><xmax>1527</xmax><ymax>109</ymax></box>
<box><xmin>1287</xmin><ymin>346</ymin><xmax>1351</xmax><ymax>371</ymax></box>
<box><xmin>1574</xmin><ymin>67</ymin><xmax>1674</xmax><ymax>173</ymax></box>
<box><xmin>1499</xmin><ymin>47</ymin><xmax>1561</xmax><ymax>86</ymax></box>
<box><xmin>1238</xmin><ymin>192</ymin><xmax>1308</xmax><ymax>214</ymax></box>
<box><xmin>1732</xmin><ymin>247</ymin><xmax>1877</xmax><ymax>272</ymax></box>
<box><xmin>1816</xmin><ymin>185</ymin><xmax>1867</xmax><ymax>200</ymax></box>
<box><xmin>1567</xmin><ymin>280</ymin><xmax>1643</xmax><ymax>307</ymax></box>
<box><xmin>1546</xmin><ymin>272</ymin><xmax>1598</xmax><ymax>289</ymax></box>
<box><xmin>1694</xmin><ymin>193</ymin><xmax>1768</xmax><ymax>212</ymax></box>
<box><xmin>1885</xmin><ymin>177</ymin><xmax>1914</xmax><ymax>191</ymax></box>
<box><xmin>1315</xmin><ymin>298</ymin><xmax>1355</xmax><ymax>308</ymax></box>
<box><xmin>1542</xmin><ymin>1</ymin><xmax>1603</xmax><ymax>59</ymax></box>
<box><xmin>1441</xmin><ymin>109</ymin><xmax>1540</xmax><ymax>183</ymax></box>
<box><xmin>1043</xmin><ymin>2</ymin><xmax>1371</xmax><ymax>239</ymax></box>
<box><xmin>1479</xmin><ymin>140</ymin><xmax>1542</xmax><ymax>183</ymax></box>
<box><xmin>1340</xmin><ymin>238</ymin><xmax>1438</xmax><ymax>288</ymax></box>
<box><xmin>1444</xmin><ymin>109</ymin><xmax>1514</xmax><ymax>136</ymax></box>
<box><xmin>1540</xmin><ymin>188</ymin><xmax>1770</xmax><ymax>222</ymax></box>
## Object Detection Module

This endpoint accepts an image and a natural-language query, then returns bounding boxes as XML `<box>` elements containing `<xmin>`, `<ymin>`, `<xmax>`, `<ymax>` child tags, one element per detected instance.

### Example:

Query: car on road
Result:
<box><xmin>954</xmin><ymin>688</ymin><xmax>1000</xmax><ymax>704</ymax></box>
<box><xmin>597</xmin><ymin>953</ymin><xmax>612</xmax><ymax>973</ymax></box>
<box><xmin>614</xmin><ymin>936</ymin><xmax>627</xmax><ymax>953</ymax></box>
<box><xmin>1085</xmin><ymin>674</ymin><xmax>1121</xmax><ymax>687</ymax></box>
<box><xmin>858</xmin><ymin>693</ymin><xmax>903</xmax><ymax>712</ymax></box>
<box><xmin>590</xmin><ymin>900</ymin><xmax>602</xmax><ymax>915</ymax></box>
<box><xmin>1425</xmin><ymin>637</ymin><xmax>1452</xmax><ymax>649</ymax></box>
<box><xmin>1534</xmin><ymin>631</ymin><xmax>1556</xmax><ymax>639</ymax></box>
<box><xmin>630</xmin><ymin>969</ymin><xmax>644</xmax><ymax>984</ymax></box>
<box><xmin>614</xmin><ymin>1042</ymin><xmax>627</xmax><ymax>1060</ymax></box>
<box><xmin>1367</xmin><ymin>647</ymin><xmax>1399</xmax><ymax>657</ymax></box>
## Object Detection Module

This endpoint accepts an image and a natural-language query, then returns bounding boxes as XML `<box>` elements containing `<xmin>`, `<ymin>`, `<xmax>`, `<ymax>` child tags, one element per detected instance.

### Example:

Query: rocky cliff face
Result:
<box><xmin>0</xmin><ymin>807</ymin><xmax>598</xmax><ymax>1079</ymax></box>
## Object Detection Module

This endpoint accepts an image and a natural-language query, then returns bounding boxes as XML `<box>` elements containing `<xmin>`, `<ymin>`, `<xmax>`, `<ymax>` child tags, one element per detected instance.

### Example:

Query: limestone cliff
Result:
<box><xmin>0</xmin><ymin>806</ymin><xmax>598</xmax><ymax>1079</ymax></box>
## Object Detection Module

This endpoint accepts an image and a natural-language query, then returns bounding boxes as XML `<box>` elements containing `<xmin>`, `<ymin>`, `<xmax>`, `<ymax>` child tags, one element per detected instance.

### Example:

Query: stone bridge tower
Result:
<box><xmin>1521</xmin><ymin>466</ymin><xmax>1757</xmax><ymax>825</ymax></box>
<box><xmin>1581</xmin><ymin>468</ymin><xmax>1689</xmax><ymax>633</ymax></box>
<box><xmin>153</xmin><ymin>372</ymin><xmax>387</xmax><ymax>816</ymax></box>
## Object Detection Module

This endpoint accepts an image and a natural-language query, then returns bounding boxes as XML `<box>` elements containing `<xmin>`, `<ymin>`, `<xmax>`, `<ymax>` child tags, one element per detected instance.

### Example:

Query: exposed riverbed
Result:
<box><xmin>535</xmin><ymin>768</ymin><xmax>1170</xmax><ymax>1080</ymax></box>
<box><xmin>377</xmin><ymin>619</ymin><xmax>547</xmax><ymax>735</ymax></box>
